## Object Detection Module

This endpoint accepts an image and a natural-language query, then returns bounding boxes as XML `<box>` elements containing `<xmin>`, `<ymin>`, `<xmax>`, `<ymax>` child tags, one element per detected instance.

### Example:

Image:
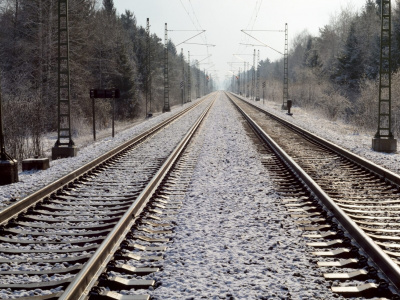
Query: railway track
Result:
<box><xmin>0</xmin><ymin>93</ymin><xmax>216</xmax><ymax>299</ymax></box>
<box><xmin>227</xmin><ymin>92</ymin><xmax>400</xmax><ymax>299</ymax></box>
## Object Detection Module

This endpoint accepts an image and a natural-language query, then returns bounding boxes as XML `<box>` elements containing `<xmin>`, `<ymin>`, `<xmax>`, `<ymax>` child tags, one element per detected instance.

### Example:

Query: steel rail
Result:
<box><xmin>60</xmin><ymin>94</ymin><xmax>217</xmax><ymax>300</ymax></box>
<box><xmin>230</xmin><ymin>92</ymin><xmax>400</xmax><ymax>186</ymax></box>
<box><xmin>227</xmin><ymin>92</ymin><xmax>400</xmax><ymax>293</ymax></box>
<box><xmin>0</xmin><ymin>96</ymin><xmax>211</xmax><ymax>227</ymax></box>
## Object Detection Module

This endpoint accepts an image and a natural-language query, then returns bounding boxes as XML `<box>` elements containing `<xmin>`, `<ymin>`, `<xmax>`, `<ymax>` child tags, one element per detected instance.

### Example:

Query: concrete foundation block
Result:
<box><xmin>52</xmin><ymin>146</ymin><xmax>78</xmax><ymax>160</ymax></box>
<box><xmin>372</xmin><ymin>138</ymin><xmax>397</xmax><ymax>153</ymax></box>
<box><xmin>22</xmin><ymin>157</ymin><xmax>50</xmax><ymax>171</ymax></box>
<box><xmin>0</xmin><ymin>159</ymin><xmax>18</xmax><ymax>185</ymax></box>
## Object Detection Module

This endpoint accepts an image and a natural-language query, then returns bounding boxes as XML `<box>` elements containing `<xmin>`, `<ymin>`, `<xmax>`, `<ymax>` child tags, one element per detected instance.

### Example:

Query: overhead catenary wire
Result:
<box><xmin>179</xmin><ymin>0</ymin><xmax>197</xmax><ymax>30</ymax></box>
<box><xmin>238</xmin><ymin>0</ymin><xmax>264</xmax><ymax>54</ymax></box>
<box><xmin>232</xmin><ymin>0</ymin><xmax>265</xmax><ymax>89</ymax></box>
<box><xmin>188</xmin><ymin>0</ymin><xmax>214</xmax><ymax>66</ymax></box>
<box><xmin>178</xmin><ymin>0</ymin><xmax>215</xmax><ymax>89</ymax></box>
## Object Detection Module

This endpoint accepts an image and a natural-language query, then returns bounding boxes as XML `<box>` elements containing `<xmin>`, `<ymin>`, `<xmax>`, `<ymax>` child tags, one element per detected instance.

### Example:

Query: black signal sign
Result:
<box><xmin>90</xmin><ymin>89</ymin><xmax>120</xmax><ymax>99</ymax></box>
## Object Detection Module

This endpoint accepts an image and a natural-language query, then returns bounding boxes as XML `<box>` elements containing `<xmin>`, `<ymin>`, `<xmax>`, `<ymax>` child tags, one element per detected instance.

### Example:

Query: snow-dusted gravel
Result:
<box><xmin>0</xmin><ymin>98</ymin><xmax>204</xmax><ymax>208</ymax></box>
<box><xmin>0</xmin><ymin>96</ymin><xmax>214</xmax><ymax>296</ymax></box>
<box><xmin>1</xmin><ymin>91</ymin><xmax>397</xmax><ymax>299</ymax></box>
<box><xmin>151</xmin><ymin>92</ymin><xmax>333</xmax><ymax>299</ymax></box>
<box><xmin>245</xmin><ymin>95</ymin><xmax>400</xmax><ymax>175</ymax></box>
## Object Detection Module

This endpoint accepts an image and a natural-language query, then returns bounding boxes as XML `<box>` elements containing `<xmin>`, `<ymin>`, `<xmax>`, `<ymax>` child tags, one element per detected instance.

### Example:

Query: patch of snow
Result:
<box><xmin>150</xmin><ymin>92</ymin><xmax>334</xmax><ymax>299</ymax></box>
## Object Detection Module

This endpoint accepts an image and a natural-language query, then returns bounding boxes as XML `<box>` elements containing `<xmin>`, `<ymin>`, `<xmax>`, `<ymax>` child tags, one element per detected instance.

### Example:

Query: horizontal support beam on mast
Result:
<box><xmin>184</xmin><ymin>42</ymin><xmax>216</xmax><ymax>46</ymax></box>
<box><xmin>240</xmin><ymin>30</ymin><xmax>283</xmax><ymax>55</ymax></box>
<box><xmin>168</xmin><ymin>30</ymin><xmax>205</xmax><ymax>31</ymax></box>
<box><xmin>242</xmin><ymin>29</ymin><xmax>284</xmax><ymax>32</ymax></box>
<box><xmin>176</xmin><ymin>30</ymin><xmax>206</xmax><ymax>47</ymax></box>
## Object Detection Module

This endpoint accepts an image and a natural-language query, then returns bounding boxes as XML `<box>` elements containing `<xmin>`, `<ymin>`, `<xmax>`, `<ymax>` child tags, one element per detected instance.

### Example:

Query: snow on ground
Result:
<box><xmin>0</xmin><ymin>91</ymin><xmax>396</xmax><ymax>298</ymax></box>
<box><xmin>246</xmin><ymin>96</ymin><xmax>400</xmax><ymax>175</ymax></box>
<box><xmin>151</xmin><ymin>92</ymin><xmax>334</xmax><ymax>299</ymax></box>
<box><xmin>0</xmin><ymin>100</ymin><xmax>200</xmax><ymax>208</ymax></box>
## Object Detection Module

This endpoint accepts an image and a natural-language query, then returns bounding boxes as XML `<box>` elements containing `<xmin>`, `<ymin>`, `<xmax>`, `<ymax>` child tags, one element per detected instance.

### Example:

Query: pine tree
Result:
<box><xmin>357</xmin><ymin>0</ymin><xmax>380</xmax><ymax>78</ymax></box>
<box><xmin>303</xmin><ymin>37</ymin><xmax>320</xmax><ymax>69</ymax></box>
<box><xmin>334</xmin><ymin>22</ymin><xmax>363</xmax><ymax>89</ymax></box>
<box><xmin>103</xmin><ymin>0</ymin><xmax>116</xmax><ymax>15</ymax></box>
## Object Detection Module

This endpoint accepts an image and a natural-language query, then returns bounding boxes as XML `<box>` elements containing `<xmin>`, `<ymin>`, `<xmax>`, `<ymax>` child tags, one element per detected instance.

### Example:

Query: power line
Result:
<box><xmin>179</xmin><ymin>0</ymin><xmax>197</xmax><ymax>30</ymax></box>
<box><xmin>178</xmin><ymin>0</ymin><xmax>215</xmax><ymax>88</ymax></box>
<box><xmin>188</xmin><ymin>0</ymin><xmax>203</xmax><ymax>32</ymax></box>
<box><xmin>254</xmin><ymin>0</ymin><xmax>263</xmax><ymax>27</ymax></box>
<box><xmin>237</xmin><ymin>0</ymin><xmax>264</xmax><ymax>57</ymax></box>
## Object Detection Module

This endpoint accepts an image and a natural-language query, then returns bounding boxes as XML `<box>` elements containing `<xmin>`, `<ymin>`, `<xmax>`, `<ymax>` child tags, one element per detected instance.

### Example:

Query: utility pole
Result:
<box><xmin>146</xmin><ymin>18</ymin><xmax>152</xmax><ymax>117</ymax></box>
<box><xmin>241</xmin><ymin>26</ymin><xmax>288</xmax><ymax>105</ymax></box>
<box><xmin>246</xmin><ymin>62</ymin><xmax>250</xmax><ymax>98</ymax></box>
<box><xmin>52</xmin><ymin>0</ymin><xmax>77</xmax><ymax>159</ymax></box>
<box><xmin>255</xmin><ymin>50</ymin><xmax>260</xmax><ymax>101</ymax></box>
<box><xmin>163</xmin><ymin>23</ymin><xmax>170</xmax><ymax>112</ymax></box>
<box><xmin>196</xmin><ymin>61</ymin><xmax>200</xmax><ymax>98</ymax></box>
<box><xmin>252</xmin><ymin>49</ymin><xmax>256</xmax><ymax>100</ymax></box>
<box><xmin>204</xmin><ymin>69</ymin><xmax>206</xmax><ymax>95</ymax></box>
<box><xmin>372</xmin><ymin>0</ymin><xmax>397</xmax><ymax>152</ymax></box>
<box><xmin>181</xmin><ymin>48</ymin><xmax>185</xmax><ymax>104</ymax></box>
<box><xmin>282</xmin><ymin>23</ymin><xmax>289</xmax><ymax>109</ymax></box>
<box><xmin>237</xmin><ymin>69</ymin><xmax>240</xmax><ymax>95</ymax></box>
<box><xmin>243</xmin><ymin>61</ymin><xmax>246</xmax><ymax>97</ymax></box>
<box><xmin>187</xmin><ymin>51</ymin><xmax>191</xmax><ymax>102</ymax></box>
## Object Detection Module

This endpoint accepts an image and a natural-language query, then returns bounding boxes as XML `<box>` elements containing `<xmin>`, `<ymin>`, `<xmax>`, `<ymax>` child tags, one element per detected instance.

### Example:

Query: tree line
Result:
<box><xmin>0</xmin><ymin>0</ymin><xmax>215</xmax><ymax>161</ymax></box>
<box><xmin>230</xmin><ymin>0</ymin><xmax>400</xmax><ymax>138</ymax></box>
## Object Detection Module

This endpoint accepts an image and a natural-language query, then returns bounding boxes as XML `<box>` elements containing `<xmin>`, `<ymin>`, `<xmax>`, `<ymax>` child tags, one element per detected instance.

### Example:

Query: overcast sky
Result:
<box><xmin>113</xmin><ymin>0</ymin><xmax>369</xmax><ymax>87</ymax></box>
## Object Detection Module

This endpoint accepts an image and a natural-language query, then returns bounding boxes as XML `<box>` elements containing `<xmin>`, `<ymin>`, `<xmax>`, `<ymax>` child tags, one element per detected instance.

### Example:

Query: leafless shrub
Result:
<box><xmin>3</xmin><ymin>90</ymin><xmax>46</xmax><ymax>161</ymax></box>
<box><xmin>390</xmin><ymin>71</ymin><xmax>400</xmax><ymax>136</ymax></box>
<box><xmin>353</xmin><ymin>79</ymin><xmax>378</xmax><ymax>132</ymax></box>
<box><xmin>316</xmin><ymin>86</ymin><xmax>350</xmax><ymax>121</ymax></box>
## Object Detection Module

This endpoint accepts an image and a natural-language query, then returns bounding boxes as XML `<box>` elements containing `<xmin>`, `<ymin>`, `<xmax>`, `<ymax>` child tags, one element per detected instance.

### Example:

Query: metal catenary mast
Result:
<box><xmin>146</xmin><ymin>18</ymin><xmax>152</xmax><ymax>117</ymax></box>
<box><xmin>181</xmin><ymin>48</ymin><xmax>185</xmax><ymax>104</ymax></box>
<box><xmin>187</xmin><ymin>51</ymin><xmax>191</xmax><ymax>102</ymax></box>
<box><xmin>238</xmin><ymin>68</ymin><xmax>241</xmax><ymax>94</ymax></box>
<box><xmin>52</xmin><ymin>0</ymin><xmax>77</xmax><ymax>159</ymax></box>
<box><xmin>282</xmin><ymin>23</ymin><xmax>289</xmax><ymax>109</ymax></box>
<box><xmin>244</xmin><ymin>61</ymin><xmax>246</xmax><ymax>96</ymax></box>
<box><xmin>196</xmin><ymin>61</ymin><xmax>200</xmax><ymax>98</ymax></box>
<box><xmin>163</xmin><ymin>23</ymin><xmax>170</xmax><ymax>112</ymax></box>
<box><xmin>255</xmin><ymin>50</ymin><xmax>260</xmax><ymax>101</ymax></box>
<box><xmin>372</xmin><ymin>0</ymin><xmax>397</xmax><ymax>152</ymax></box>
<box><xmin>252</xmin><ymin>49</ymin><xmax>256</xmax><ymax>100</ymax></box>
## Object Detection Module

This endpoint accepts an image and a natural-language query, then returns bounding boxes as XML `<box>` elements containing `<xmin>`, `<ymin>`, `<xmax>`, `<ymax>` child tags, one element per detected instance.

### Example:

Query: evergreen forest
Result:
<box><xmin>0</xmin><ymin>0</ymin><xmax>214</xmax><ymax>160</ymax></box>
<box><xmin>230</xmin><ymin>0</ymin><xmax>400</xmax><ymax>141</ymax></box>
